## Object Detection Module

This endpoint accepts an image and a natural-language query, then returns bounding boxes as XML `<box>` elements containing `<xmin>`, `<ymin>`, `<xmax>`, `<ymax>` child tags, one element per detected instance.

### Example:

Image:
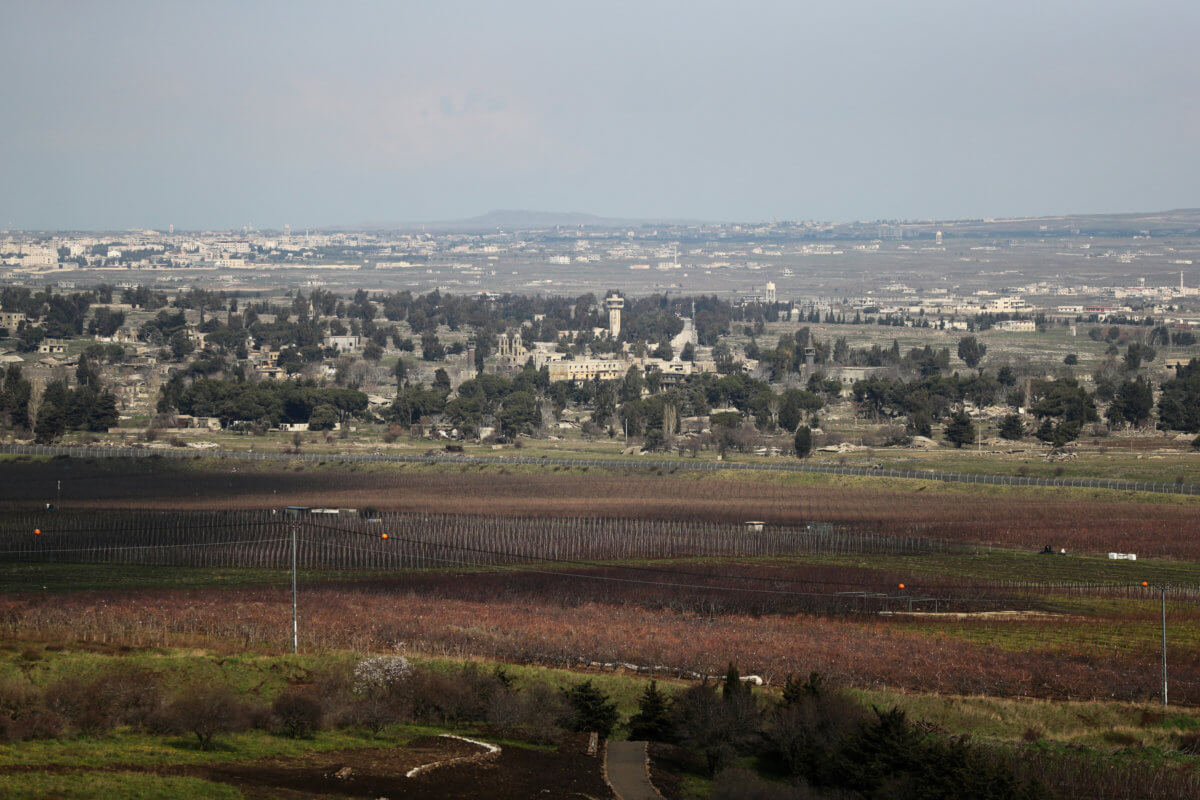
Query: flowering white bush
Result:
<box><xmin>352</xmin><ymin>655</ymin><xmax>413</xmax><ymax>695</ymax></box>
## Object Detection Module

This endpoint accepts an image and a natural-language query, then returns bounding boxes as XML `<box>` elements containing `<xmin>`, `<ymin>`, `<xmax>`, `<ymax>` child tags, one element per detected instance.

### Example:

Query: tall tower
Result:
<box><xmin>765</xmin><ymin>282</ymin><xmax>776</xmax><ymax>304</ymax></box>
<box><xmin>605</xmin><ymin>293</ymin><xmax>624</xmax><ymax>339</ymax></box>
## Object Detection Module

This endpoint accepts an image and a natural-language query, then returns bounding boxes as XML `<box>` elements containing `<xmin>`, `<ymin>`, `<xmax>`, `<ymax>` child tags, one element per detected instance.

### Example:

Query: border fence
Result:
<box><xmin>1</xmin><ymin>442</ymin><xmax>1196</xmax><ymax>496</ymax></box>
<box><xmin>0</xmin><ymin>510</ymin><xmax>946</xmax><ymax>570</ymax></box>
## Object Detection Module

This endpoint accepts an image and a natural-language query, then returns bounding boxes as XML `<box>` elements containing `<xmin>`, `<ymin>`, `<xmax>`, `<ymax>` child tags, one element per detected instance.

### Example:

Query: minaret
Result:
<box><xmin>605</xmin><ymin>293</ymin><xmax>624</xmax><ymax>338</ymax></box>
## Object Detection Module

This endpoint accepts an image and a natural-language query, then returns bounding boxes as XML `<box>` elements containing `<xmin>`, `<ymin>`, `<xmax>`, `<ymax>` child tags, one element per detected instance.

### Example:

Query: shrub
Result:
<box><xmin>44</xmin><ymin>678</ymin><xmax>112</xmax><ymax>735</ymax></box>
<box><xmin>273</xmin><ymin>687</ymin><xmax>324</xmax><ymax>739</ymax></box>
<box><xmin>834</xmin><ymin>707</ymin><xmax>1045</xmax><ymax>800</ymax></box>
<box><xmin>765</xmin><ymin>685</ymin><xmax>865</xmax><ymax>783</ymax></box>
<box><xmin>345</xmin><ymin>655</ymin><xmax>416</xmax><ymax>734</ymax></box>
<box><xmin>89</xmin><ymin>668</ymin><xmax>163</xmax><ymax>731</ymax></box>
<box><xmin>0</xmin><ymin>677</ymin><xmax>59</xmax><ymax>742</ymax></box>
<box><xmin>162</xmin><ymin>685</ymin><xmax>248</xmax><ymax>750</ymax></box>
<box><xmin>711</xmin><ymin>768</ymin><xmax>829</xmax><ymax>800</ymax></box>
<box><xmin>407</xmin><ymin>664</ymin><xmax>503</xmax><ymax>724</ymax></box>
<box><xmin>6</xmin><ymin>707</ymin><xmax>64</xmax><ymax>741</ymax></box>
<box><xmin>352</xmin><ymin>655</ymin><xmax>413</xmax><ymax>696</ymax></box>
<box><xmin>1100</xmin><ymin>729</ymin><xmax>1139</xmax><ymax>747</ymax></box>
<box><xmin>0</xmin><ymin>677</ymin><xmax>39</xmax><ymax>720</ymax></box>
<box><xmin>673</xmin><ymin>682</ymin><xmax>760</xmax><ymax>776</ymax></box>
<box><xmin>486</xmin><ymin>683</ymin><xmax>564</xmax><ymax>743</ymax></box>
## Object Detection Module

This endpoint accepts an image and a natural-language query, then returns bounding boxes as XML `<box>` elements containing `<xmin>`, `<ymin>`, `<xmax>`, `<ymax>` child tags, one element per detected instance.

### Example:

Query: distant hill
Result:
<box><xmin>336</xmin><ymin>209</ymin><xmax>711</xmax><ymax>232</ymax></box>
<box><xmin>326</xmin><ymin>207</ymin><xmax>1200</xmax><ymax>235</ymax></box>
<box><xmin>448</xmin><ymin>209</ymin><xmax>618</xmax><ymax>229</ymax></box>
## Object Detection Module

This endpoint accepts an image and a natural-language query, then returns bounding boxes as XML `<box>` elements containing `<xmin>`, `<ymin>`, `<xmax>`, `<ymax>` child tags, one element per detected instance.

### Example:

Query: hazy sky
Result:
<box><xmin>3</xmin><ymin>1</ymin><xmax>1198</xmax><ymax>229</ymax></box>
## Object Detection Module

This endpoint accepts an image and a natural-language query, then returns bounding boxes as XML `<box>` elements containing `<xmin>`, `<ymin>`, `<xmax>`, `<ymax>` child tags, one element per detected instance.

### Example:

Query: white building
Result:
<box><xmin>323</xmin><ymin>335</ymin><xmax>362</xmax><ymax>353</ymax></box>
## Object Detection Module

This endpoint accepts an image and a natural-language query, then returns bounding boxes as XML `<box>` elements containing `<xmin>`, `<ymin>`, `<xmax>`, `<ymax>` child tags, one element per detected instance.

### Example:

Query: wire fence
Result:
<box><xmin>0</xmin><ymin>510</ymin><xmax>948</xmax><ymax>570</ymax></box>
<box><xmin>1</xmin><ymin>443</ymin><xmax>1196</xmax><ymax>496</ymax></box>
<box><xmin>7</xmin><ymin>509</ymin><xmax>1199</xmax><ymax>607</ymax></box>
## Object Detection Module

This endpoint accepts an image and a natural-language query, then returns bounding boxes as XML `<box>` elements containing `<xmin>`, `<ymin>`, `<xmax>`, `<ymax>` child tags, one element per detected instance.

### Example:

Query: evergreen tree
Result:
<box><xmin>722</xmin><ymin>663</ymin><xmax>747</xmax><ymax>701</ymax></box>
<box><xmin>561</xmin><ymin>680</ymin><xmax>619</xmax><ymax>739</ymax></box>
<box><xmin>307</xmin><ymin>403</ymin><xmax>339</xmax><ymax>431</ymax></box>
<box><xmin>781</xmin><ymin>672</ymin><xmax>825</xmax><ymax>706</ymax></box>
<box><xmin>999</xmin><ymin>413</ymin><xmax>1024</xmax><ymax>440</ymax></box>
<box><xmin>628</xmin><ymin>680</ymin><xmax>674</xmax><ymax>742</ymax></box>
<box><xmin>34</xmin><ymin>394</ymin><xmax>66</xmax><ymax>443</ymax></box>
<box><xmin>0</xmin><ymin>365</ymin><xmax>32</xmax><ymax>430</ymax></box>
<box><xmin>793</xmin><ymin>425</ymin><xmax>812</xmax><ymax>458</ymax></box>
<box><xmin>86</xmin><ymin>390</ymin><xmax>119</xmax><ymax>432</ymax></box>
<box><xmin>943</xmin><ymin>411</ymin><xmax>976</xmax><ymax>448</ymax></box>
<box><xmin>957</xmin><ymin>335</ymin><xmax>987</xmax><ymax>369</ymax></box>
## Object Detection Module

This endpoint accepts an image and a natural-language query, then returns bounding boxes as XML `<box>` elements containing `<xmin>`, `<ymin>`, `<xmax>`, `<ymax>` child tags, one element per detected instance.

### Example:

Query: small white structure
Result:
<box><xmin>744</xmin><ymin>521</ymin><xmax>765</xmax><ymax>532</ymax></box>
<box><xmin>1108</xmin><ymin>552</ymin><xmax>1137</xmax><ymax>561</ymax></box>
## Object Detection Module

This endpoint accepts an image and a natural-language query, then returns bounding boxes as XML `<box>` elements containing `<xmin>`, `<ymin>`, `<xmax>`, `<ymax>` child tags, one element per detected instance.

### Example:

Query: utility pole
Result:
<box><xmin>286</xmin><ymin>507</ymin><xmax>308</xmax><ymax>654</ymax></box>
<box><xmin>1161</xmin><ymin>584</ymin><xmax>1168</xmax><ymax>707</ymax></box>
<box><xmin>1145</xmin><ymin>580</ymin><xmax>1168</xmax><ymax>707</ymax></box>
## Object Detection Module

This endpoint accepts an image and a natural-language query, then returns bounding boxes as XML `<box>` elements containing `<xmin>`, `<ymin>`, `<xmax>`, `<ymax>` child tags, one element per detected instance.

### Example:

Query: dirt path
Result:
<box><xmin>606</xmin><ymin>741</ymin><xmax>661</xmax><ymax>800</ymax></box>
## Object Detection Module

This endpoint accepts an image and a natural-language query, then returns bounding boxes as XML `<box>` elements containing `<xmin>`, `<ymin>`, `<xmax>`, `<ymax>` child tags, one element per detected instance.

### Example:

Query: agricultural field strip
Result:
<box><xmin>5</xmin><ymin>510</ymin><xmax>1193</xmax><ymax>599</ymax></box>
<box><xmin>7</xmin><ymin>586</ymin><xmax>1189</xmax><ymax>703</ymax></box>
<box><xmin>300</xmin><ymin>531</ymin><xmax>1193</xmax><ymax>610</ymax></box>
<box><xmin>4</xmin><ymin>442</ymin><xmax>1198</xmax><ymax>496</ymax></box>
<box><xmin>4</xmin><ymin>510</ymin><xmax>1176</xmax><ymax>592</ymax></box>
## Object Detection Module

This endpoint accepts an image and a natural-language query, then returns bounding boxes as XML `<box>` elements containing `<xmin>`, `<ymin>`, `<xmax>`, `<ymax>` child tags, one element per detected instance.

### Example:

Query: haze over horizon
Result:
<box><xmin>3</xmin><ymin>1</ymin><xmax>1198</xmax><ymax>231</ymax></box>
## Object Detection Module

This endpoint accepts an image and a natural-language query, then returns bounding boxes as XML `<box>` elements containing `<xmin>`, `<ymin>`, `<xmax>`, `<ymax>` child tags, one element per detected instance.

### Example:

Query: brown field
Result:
<box><xmin>3</xmin><ymin>456</ymin><xmax>1198</xmax><ymax>712</ymax></box>
<box><xmin>6</xmin><ymin>458</ymin><xmax>1200</xmax><ymax>557</ymax></box>
<box><xmin>1</xmin><ymin>570</ymin><xmax>1193</xmax><ymax>705</ymax></box>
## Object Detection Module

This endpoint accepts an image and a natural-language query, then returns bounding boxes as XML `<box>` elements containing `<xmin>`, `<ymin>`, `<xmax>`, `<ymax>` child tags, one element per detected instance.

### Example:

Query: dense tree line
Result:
<box><xmin>33</xmin><ymin>359</ymin><xmax>120</xmax><ymax>443</ymax></box>
<box><xmin>1158</xmin><ymin>359</ymin><xmax>1200</xmax><ymax>432</ymax></box>
<box><xmin>158</xmin><ymin>377</ymin><xmax>367</xmax><ymax>429</ymax></box>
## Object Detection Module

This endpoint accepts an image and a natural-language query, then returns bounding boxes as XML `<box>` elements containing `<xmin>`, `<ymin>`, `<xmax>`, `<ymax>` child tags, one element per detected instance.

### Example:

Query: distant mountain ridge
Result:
<box><xmin>336</xmin><ymin>209</ymin><xmax>711</xmax><ymax>232</ymax></box>
<box><xmin>323</xmin><ymin>207</ymin><xmax>1200</xmax><ymax>234</ymax></box>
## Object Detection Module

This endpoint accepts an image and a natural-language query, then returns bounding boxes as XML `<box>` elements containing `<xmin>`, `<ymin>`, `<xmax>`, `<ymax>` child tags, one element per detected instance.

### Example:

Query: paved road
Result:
<box><xmin>606</xmin><ymin>740</ymin><xmax>660</xmax><ymax>800</ymax></box>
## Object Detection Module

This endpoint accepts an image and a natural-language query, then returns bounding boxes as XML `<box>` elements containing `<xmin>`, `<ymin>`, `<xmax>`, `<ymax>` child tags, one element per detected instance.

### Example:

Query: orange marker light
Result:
<box><xmin>33</xmin><ymin>529</ymin><xmax>41</xmax><ymax>536</ymax></box>
<box><xmin>381</xmin><ymin>533</ymin><xmax>389</xmax><ymax>540</ymax></box>
<box><xmin>898</xmin><ymin>583</ymin><xmax>905</xmax><ymax>590</ymax></box>
<box><xmin>1142</xmin><ymin>581</ymin><xmax>1150</xmax><ymax>587</ymax></box>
